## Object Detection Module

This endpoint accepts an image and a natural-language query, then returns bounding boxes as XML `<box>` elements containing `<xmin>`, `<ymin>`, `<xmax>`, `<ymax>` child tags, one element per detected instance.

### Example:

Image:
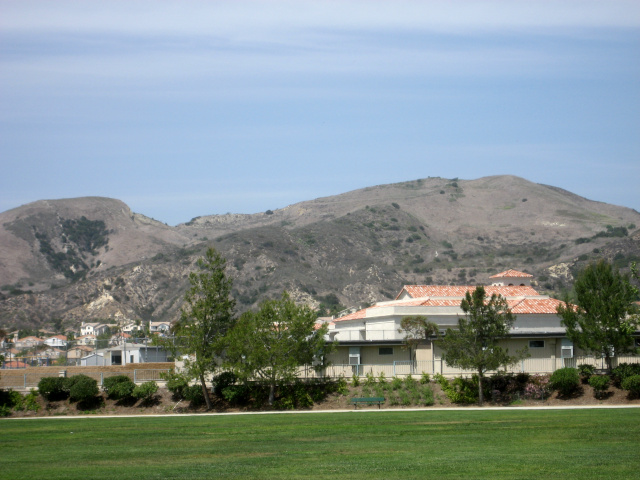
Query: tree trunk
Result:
<box><xmin>268</xmin><ymin>383</ymin><xmax>275</xmax><ymax>405</ymax></box>
<box><xmin>604</xmin><ymin>354</ymin><xmax>613</xmax><ymax>374</ymax></box>
<box><xmin>200</xmin><ymin>374</ymin><xmax>212</xmax><ymax>410</ymax></box>
<box><xmin>478</xmin><ymin>372</ymin><xmax>484</xmax><ymax>406</ymax></box>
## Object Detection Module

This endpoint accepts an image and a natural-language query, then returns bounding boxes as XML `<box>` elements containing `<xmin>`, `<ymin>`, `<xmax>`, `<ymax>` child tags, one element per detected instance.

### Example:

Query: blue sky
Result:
<box><xmin>1</xmin><ymin>1</ymin><xmax>638</xmax><ymax>226</ymax></box>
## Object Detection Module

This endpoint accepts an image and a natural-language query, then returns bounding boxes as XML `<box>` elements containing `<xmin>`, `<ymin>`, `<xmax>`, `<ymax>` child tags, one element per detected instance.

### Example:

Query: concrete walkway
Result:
<box><xmin>4</xmin><ymin>403</ymin><xmax>639</xmax><ymax>420</ymax></box>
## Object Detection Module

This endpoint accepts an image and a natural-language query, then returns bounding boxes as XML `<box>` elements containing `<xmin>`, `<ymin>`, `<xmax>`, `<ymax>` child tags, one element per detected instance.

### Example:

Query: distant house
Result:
<box><xmin>44</xmin><ymin>335</ymin><xmax>68</xmax><ymax>348</ymax></box>
<box><xmin>80</xmin><ymin>322</ymin><xmax>110</xmax><ymax>336</ymax></box>
<box><xmin>14</xmin><ymin>336</ymin><xmax>44</xmax><ymax>349</ymax></box>
<box><xmin>75</xmin><ymin>334</ymin><xmax>97</xmax><ymax>346</ymax></box>
<box><xmin>149</xmin><ymin>321</ymin><xmax>171</xmax><ymax>334</ymax></box>
<box><xmin>67</xmin><ymin>346</ymin><xmax>94</xmax><ymax>365</ymax></box>
<box><xmin>92</xmin><ymin>343</ymin><xmax>169</xmax><ymax>366</ymax></box>
<box><xmin>122</xmin><ymin>323</ymin><xmax>142</xmax><ymax>334</ymax></box>
<box><xmin>109</xmin><ymin>332</ymin><xmax>131</xmax><ymax>346</ymax></box>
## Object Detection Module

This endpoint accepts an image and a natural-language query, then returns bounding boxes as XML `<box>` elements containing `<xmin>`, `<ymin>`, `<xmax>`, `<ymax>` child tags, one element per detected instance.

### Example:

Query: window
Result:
<box><xmin>378</xmin><ymin>347</ymin><xmax>393</xmax><ymax>356</ymax></box>
<box><xmin>529</xmin><ymin>340</ymin><xmax>545</xmax><ymax>348</ymax></box>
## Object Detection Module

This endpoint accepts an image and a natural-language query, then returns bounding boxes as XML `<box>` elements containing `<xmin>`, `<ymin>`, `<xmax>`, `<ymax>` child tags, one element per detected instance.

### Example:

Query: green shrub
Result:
<box><xmin>336</xmin><ymin>376</ymin><xmax>349</xmax><ymax>396</ymax></box>
<box><xmin>611</xmin><ymin>363</ymin><xmax>640</xmax><ymax>388</ymax></box>
<box><xmin>404</xmin><ymin>375</ymin><xmax>418</xmax><ymax>389</ymax></box>
<box><xmin>364</xmin><ymin>373</ymin><xmax>376</xmax><ymax>387</ymax></box>
<box><xmin>38</xmin><ymin>377</ymin><xmax>69</xmax><ymax>401</ymax></box>
<box><xmin>183</xmin><ymin>384</ymin><xmax>206</xmax><ymax>406</ymax></box>
<box><xmin>1</xmin><ymin>389</ymin><xmax>24</xmax><ymax>411</ymax></box>
<box><xmin>212</xmin><ymin>372</ymin><xmax>237</xmax><ymax>397</ymax></box>
<box><xmin>351</xmin><ymin>374</ymin><xmax>360</xmax><ymax>387</ymax></box>
<box><xmin>588</xmin><ymin>375</ymin><xmax>610</xmax><ymax>399</ymax></box>
<box><xmin>24</xmin><ymin>389</ymin><xmax>40</xmax><ymax>412</ymax></box>
<box><xmin>132</xmin><ymin>381</ymin><xmax>158</xmax><ymax>401</ymax></box>
<box><xmin>391</xmin><ymin>377</ymin><xmax>403</xmax><ymax>391</ymax></box>
<box><xmin>103</xmin><ymin>375</ymin><xmax>135</xmax><ymax>400</ymax></box>
<box><xmin>578</xmin><ymin>364</ymin><xmax>596</xmax><ymax>383</ymax></box>
<box><xmin>161</xmin><ymin>371</ymin><xmax>190</xmax><ymax>400</ymax></box>
<box><xmin>0</xmin><ymin>404</ymin><xmax>11</xmax><ymax>417</ymax></box>
<box><xmin>422</xmin><ymin>385</ymin><xmax>435</xmax><ymax>406</ymax></box>
<box><xmin>222</xmin><ymin>384</ymin><xmax>251</xmax><ymax>405</ymax></box>
<box><xmin>550</xmin><ymin>368</ymin><xmax>580</xmax><ymax>396</ymax></box>
<box><xmin>420</xmin><ymin>372</ymin><xmax>430</xmax><ymax>384</ymax></box>
<box><xmin>68</xmin><ymin>375</ymin><xmax>99</xmax><ymax>403</ymax></box>
<box><xmin>435</xmin><ymin>374</ymin><xmax>478</xmax><ymax>404</ymax></box>
<box><xmin>621</xmin><ymin>375</ymin><xmax>640</xmax><ymax>397</ymax></box>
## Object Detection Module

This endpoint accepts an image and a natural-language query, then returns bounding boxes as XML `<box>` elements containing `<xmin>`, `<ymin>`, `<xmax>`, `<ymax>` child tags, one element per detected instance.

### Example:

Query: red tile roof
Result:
<box><xmin>490</xmin><ymin>269</ymin><xmax>533</xmax><ymax>278</ymax></box>
<box><xmin>508</xmin><ymin>297</ymin><xmax>564</xmax><ymax>314</ymax></box>
<box><xmin>397</xmin><ymin>285</ymin><xmax>539</xmax><ymax>299</ymax></box>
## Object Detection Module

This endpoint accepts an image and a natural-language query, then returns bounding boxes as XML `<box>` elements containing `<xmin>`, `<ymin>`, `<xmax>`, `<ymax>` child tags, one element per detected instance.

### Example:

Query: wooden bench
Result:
<box><xmin>350</xmin><ymin>397</ymin><xmax>385</xmax><ymax>409</ymax></box>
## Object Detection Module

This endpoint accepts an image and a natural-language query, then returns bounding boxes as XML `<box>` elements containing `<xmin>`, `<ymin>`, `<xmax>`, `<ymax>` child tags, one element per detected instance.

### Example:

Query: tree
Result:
<box><xmin>168</xmin><ymin>247</ymin><xmax>236</xmax><ymax>410</ymax></box>
<box><xmin>437</xmin><ymin>286</ymin><xmax>526</xmax><ymax>405</ymax></box>
<box><xmin>226</xmin><ymin>292</ymin><xmax>334</xmax><ymax>405</ymax></box>
<box><xmin>398</xmin><ymin>316</ymin><xmax>438</xmax><ymax>373</ymax></box>
<box><xmin>557</xmin><ymin>260</ymin><xmax>638</xmax><ymax>373</ymax></box>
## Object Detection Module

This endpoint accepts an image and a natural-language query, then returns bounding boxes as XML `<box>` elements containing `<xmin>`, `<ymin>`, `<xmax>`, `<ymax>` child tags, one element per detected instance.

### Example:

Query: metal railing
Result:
<box><xmin>0</xmin><ymin>369</ymin><xmax>171</xmax><ymax>390</ymax></box>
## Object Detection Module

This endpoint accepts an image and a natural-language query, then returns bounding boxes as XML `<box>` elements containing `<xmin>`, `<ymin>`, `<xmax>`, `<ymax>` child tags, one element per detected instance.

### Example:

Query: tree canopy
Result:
<box><xmin>438</xmin><ymin>286</ymin><xmax>525</xmax><ymax>405</ymax></box>
<box><xmin>225</xmin><ymin>292</ymin><xmax>333</xmax><ymax>405</ymax></box>
<box><xmin>557</xmin><ymin>260</ymin><xmax>639</xmax><ymax>373</ymax></box>
<box><xmin>168</xmin><ymin>247</ymin><xmax>236</xmax><ymax>410</ymax></box>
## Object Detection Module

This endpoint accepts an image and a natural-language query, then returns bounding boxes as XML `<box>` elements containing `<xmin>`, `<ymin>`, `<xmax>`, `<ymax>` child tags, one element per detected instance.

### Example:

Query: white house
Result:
<box><xmin>323</xmin><ymin>269</ymin><xmax>640</xmax><ymax>377</ymax></box>
<box><xmin>80</xmin><ymin>322</ymin><xmax>110</xmax><ymax>336</ymax></box>
<box><xmin>91</xmin><ymin>343</ymin><xmax>170</xmax><ymax>366</ymax></box>
<box><xmin>149</xmin><ymin>321</ymin><xmax>171</xmax><ymax>334</ymax></box>
<box><xmin>44</xmin><ymin>335</ymin><xmax>68</xmax><ymax>348</ymax></box>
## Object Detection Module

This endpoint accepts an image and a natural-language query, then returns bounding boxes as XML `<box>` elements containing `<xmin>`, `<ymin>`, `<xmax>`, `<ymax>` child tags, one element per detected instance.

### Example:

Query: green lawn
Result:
<box><xmin>2</xmin><ymin>408</ymin><xmax>639</xmax><ymax>479</ymax></box>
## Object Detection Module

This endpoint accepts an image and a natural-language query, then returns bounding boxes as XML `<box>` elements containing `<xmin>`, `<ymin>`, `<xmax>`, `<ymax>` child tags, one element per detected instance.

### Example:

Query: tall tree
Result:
<box><xmin>226</xmin><ymin>292</ymin><xmax>333</xmax><ymax>405</ymax></box>
<box><xmin>398</xmin><ymin>316</ymin><xmax>438</xmax><ymax>373</ymax></box>
<box><xmin>557</xmin><ymin>260</ymin><xmax>638</xmax><ymax>373</ymax></box>
<box><xmin>438</xmin><ymin>286</ymin><xmax>525</xmax><ymax>405</ymax></box>
<box><xmin>169</xmin><ymin>247</ymin><xmax>236</xmax><ymax>410</ymax></box>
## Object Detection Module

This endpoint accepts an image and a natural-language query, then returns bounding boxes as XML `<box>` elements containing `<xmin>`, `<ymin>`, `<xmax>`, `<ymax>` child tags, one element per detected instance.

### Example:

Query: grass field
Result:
<box><xmin>2</xmin><ymin>408</ymin><xmax>639</xmax><ymax>479</ymax></box>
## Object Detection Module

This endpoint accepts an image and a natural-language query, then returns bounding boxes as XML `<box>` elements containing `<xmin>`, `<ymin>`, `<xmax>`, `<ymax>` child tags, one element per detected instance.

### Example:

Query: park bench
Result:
<box><xmin>350</xmin><ymin>397</ymin><xmax>385</xmax><ymax>409</ymax></box>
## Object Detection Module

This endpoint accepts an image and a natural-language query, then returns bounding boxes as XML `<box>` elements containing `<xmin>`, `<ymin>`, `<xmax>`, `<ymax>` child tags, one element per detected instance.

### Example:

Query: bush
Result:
<box><xmin>68</xmin><ymin>375</ymin><xmax>99</xmax><ymax>403</ymax></box>
<box><xmin>578</xmin><ymin>364</ymin><xmax>596</xmax><ymax>383</ymax></box>
<box><xmin>588</xmin><ymin>375</ymin><xmax>610</xmax><ymax>399</ymax></box>
<box><xmin>38</xmin><ymin>377</ymin><xmax>69</xmax><ymax>401</ymax></box>
<box><xmin>161</xmin><ymin>372</ymin><xmax>190</xmax><ymax>400</ymax></box>
<box><xmin>550</xmin><ymin>368</ymin><xmax>580</xmax><ymax>396</ymax></box>
<box><xmin>336</xmin><ymin>376</ymin><xmax>349</xmax><ymax>396</ymax></box>
<box><xmin>103</xmin><ymin>375</ymin><xmax>135</xmax><ymax>400</ymax></box>
<box><xmin>24</xmin><ymin>389</ymin><xmax>40</xmax><ymax>412</ymax></box>
<box><xmin>132</xmin><ymin>381</ymin><xmax>158</xmax><ymax>401</ymax></box>
<box><xmin>420</xmin><ymin>372</ymin><xmax>430</xmax><ymax>384</ymax></box>
<box><xmin>435</xmin><ymin>374</ymin><xmax>478</xmax><ymax>404</ymax></box>
<box><xmin>611</xmin><ymin>363</ymin><xmax>640</xmax><ymax>388</ymax></box>
<box><xmin>212</xmin><ymin>371</ymin><xmax>237</xmax><ymax>397</ymax></box>
<box><xmin>621</xmin><ymin>375</ymin><xmax>640</xmax><ymax>397</ymax></box>
<box><xmin>183</xmin><ymin>384</ymin><xmax>206</xmax><ymax>406</ymax></box>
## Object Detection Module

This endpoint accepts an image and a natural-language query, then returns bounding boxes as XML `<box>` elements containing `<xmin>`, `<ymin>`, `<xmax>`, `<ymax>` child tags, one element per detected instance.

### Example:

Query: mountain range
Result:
<box><xmin>1</xmin><ymin>175</ymin><xmax>639</xmax><ymax>332</ymax></box>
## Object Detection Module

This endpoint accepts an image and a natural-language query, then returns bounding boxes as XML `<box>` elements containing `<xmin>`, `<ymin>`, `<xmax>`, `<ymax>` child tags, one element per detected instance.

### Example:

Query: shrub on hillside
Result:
<box><xmin>588</xmin><ymin>375</ymin><xmax>610</xmax><ymax>399</ymax></box>
<box><xmin>550</xmin><ymin>368</ymin><xmax>580</xmax><ymax>396</ymax></box>
<box><xmin>132</xmin><ymin>381</ymin><xmax>158</xmax><ymax>402</ymax></box>
<box><xmin>68</xmin><ymin>375</ymin><xmax>99</xmax><ymax>403</ymax></box>
<box><xmin>161</xmin><ymin>371</ymin><xmax>190</xmax><ymax>400</ymax></box>
<box><xmin>103</xmin><ymin>375</ymin><xmax>135</xmax><ymax>400</ymax></box>
<box><xmin>212</xmin><ymin>371</ymin><xmax>237</xmax><ymax>397</ymax></box>
<box><xmin>611</xmin><ymin>363</ymin><xmax>640</xmax><ymax>388</ymax></box>
<box><xmin>38</xmin><ymin>377</ymin><xmax>69</xmax><ymax>401</ymax></box>
<box><xmin>578</xmin><ymin>364</ymin><xmax>596</xmax><ymax>384</ymax></box>
<box><xmin>621</xmin><ymin>375</ymin><xmax>640</xmax><ymax>398</ymax></box>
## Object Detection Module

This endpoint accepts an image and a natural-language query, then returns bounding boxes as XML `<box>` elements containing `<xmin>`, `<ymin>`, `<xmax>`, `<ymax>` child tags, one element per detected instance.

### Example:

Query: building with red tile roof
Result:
<box><xmin>322</xmin><ymin>269</ymin><xmax>638</xmax><ymax>376</ymax></box>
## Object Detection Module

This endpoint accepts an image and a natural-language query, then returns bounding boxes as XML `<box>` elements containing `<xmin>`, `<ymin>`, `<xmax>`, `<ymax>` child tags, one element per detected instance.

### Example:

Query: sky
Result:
<box><xmin>1</xmin><ymin>1</ymin><xmax>639</xmax><ymax>226</ymax></box>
